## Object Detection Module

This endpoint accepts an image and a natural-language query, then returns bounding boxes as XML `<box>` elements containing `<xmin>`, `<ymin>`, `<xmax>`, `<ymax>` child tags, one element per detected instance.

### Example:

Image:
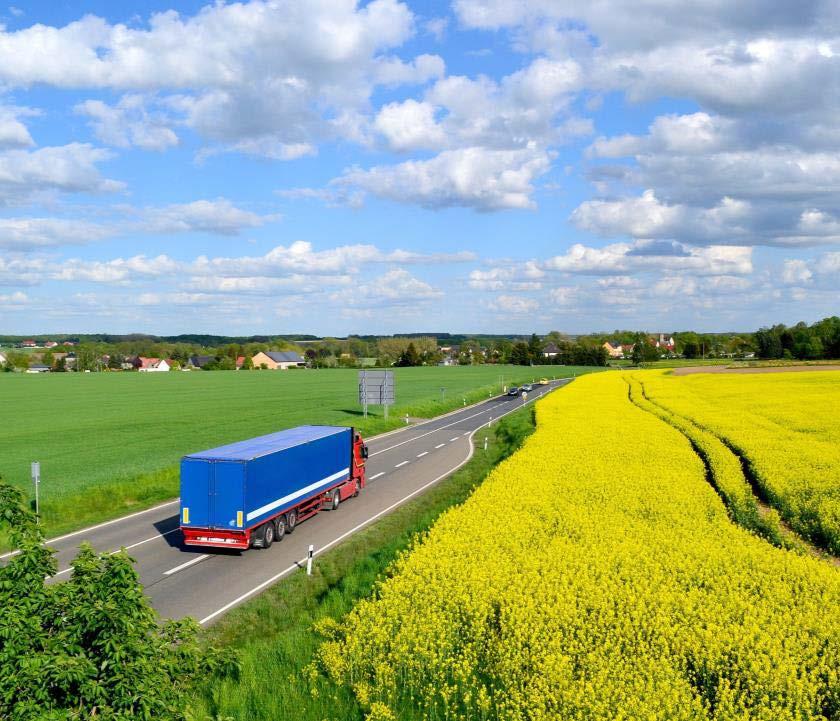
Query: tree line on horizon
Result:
<box><xmin>3</xmin><ymin>317</ymin><xmax>840</xmax><ymax>372</ymax></box>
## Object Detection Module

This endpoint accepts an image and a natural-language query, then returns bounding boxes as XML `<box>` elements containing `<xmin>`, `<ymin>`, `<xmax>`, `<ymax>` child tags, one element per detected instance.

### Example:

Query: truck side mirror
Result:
<box><xmin>361</xmin><ymin>445</ymin><xmax>369</xmax><ymax>459</ymax></box>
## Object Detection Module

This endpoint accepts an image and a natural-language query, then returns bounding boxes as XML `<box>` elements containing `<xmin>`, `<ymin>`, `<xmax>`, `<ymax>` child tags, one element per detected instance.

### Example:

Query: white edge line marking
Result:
<box><xmin>49</xmin><ymin>528</ymin><xmax>181</xmax><ymax>578</ymax></box>
<box><xmin>198</xmin><ymin>388</ymin><xmax>554</xmax><ymax>626</ymax></box>
<box><xmin>1</xmin><ymin>498</ymin><xmax>181</xmax><ymax>560</ymax></box>
<box><xmin>369</xmin><ymin>472</ymin><xmax>385</xmax><ymax>481</ymax></box>
<box><xmin>246</xmin><ymin>468</ymin><xmax>348</xmax><ymax>521</ymax></box>
<box><xmin>417</xmin><ymin>451</ymin><xmax>428</xmax><ymax>458</ymax></box>
<box><xmin>434</xmin><ymin>443</ymin><xmax>445</xmax><ymax>449</ymax></box>
<box><xmin>395</xmin><ymin>460</ymin><xmax>409</xmax><ymax>468</ymax></box>
<box><xmin>164</xmin><ymin>554</ymin><xmax>208</xmax><ymax>576</ymax></box>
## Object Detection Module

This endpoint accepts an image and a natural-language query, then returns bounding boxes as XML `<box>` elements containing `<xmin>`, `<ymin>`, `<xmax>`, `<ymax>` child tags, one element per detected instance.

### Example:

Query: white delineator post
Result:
<box><xmin>31</xmin><ymin>461</ymin><xmax>40</xmax><ymax>516</ymax></box>
<box><xmin>483</xmin><ymin>436</ymin><xmax>488</xmax><ymax>452</ymax></box>
<box><xmin>306</xmin><ymin>544</ymin><xmax>314</xmax><ymax>575</ymax></box>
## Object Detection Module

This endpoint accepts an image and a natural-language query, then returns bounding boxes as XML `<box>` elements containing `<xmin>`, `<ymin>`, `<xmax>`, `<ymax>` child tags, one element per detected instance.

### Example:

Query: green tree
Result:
<box><xmin>242</xmin><ymin>355</ymin><xmax>254</xmax><ymax>370</ymax></box>
<box><xmin>510</xmin><ymin>342</ymin><xmax>531</xmax><ymax>365</ymax></box>
<box><xmin>527</xmin><ymin>333</ymin><xmax>543</xmax><ymax>363</ymax></box>
<box><xmin>0</xmin><ymin>480</ymin><xmax>237</xmax><ymax>720</ymax></box>
<box><xmin>396</xmin><ymin>342</ymin><xmax>421</xmax><ymax>367</ymax></box>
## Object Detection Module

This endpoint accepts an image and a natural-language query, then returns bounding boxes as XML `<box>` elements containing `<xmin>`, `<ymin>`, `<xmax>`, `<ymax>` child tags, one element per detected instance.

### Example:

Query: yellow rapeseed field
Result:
<box><xmin>642</xmin><ymin>371</ymin><xmax>840</xmax><ymax>554</ymax></box>
<box><xmin>317</xmin><ymin>372</ymin><xmax>840</xmax><ymax>721</ymax></box>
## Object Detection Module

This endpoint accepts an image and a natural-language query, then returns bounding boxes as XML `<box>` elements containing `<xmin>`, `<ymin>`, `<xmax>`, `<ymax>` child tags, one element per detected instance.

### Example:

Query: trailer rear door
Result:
<box><xmin>210</xmin><ymin>460</ymin><xmax>246</xmax><ymax>530</ymax></box>
<box><xmin>180</xmin><ymin>458</ymin><xmax>213</xmax><ymax>528</ymax></box>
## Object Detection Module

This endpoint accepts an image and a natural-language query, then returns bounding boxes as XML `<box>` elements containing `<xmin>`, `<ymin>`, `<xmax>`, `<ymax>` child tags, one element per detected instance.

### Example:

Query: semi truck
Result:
<box><xmin>180</xmin><ymin>425</ymin><xmax>368</xmax><ymax>550</ymax></box>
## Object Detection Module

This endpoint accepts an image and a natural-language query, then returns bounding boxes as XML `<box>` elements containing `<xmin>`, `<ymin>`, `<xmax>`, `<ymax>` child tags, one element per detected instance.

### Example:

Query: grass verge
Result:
<box><xmin>190</xmin><ymin>404</ymin><xmax>538</xmax><ymax>721</ymax></box>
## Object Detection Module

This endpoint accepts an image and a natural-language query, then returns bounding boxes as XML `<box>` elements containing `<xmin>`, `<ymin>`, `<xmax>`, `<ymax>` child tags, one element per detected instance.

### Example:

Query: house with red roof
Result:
<box><xmin>137</xmin><ymin>357</ymin><xmax>171</xmax><ymax>372</ymax></box>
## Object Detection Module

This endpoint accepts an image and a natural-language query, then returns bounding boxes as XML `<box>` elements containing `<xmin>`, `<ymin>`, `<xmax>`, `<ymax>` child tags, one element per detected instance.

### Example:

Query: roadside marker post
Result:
<box><xmin>405</xmin><ymin>413</ymin><xmax>409</xmax><ymax>425</ymax></box>
<box><xmin>483</xmin><ymin>436</ymin><xmax>488</xmax><ymax>452</ymax></box>
<box><xmin>31</xmin><ymin>462</ymin><xmax>40</xmax><ymax>516</ymax></box>
<box><xmin>306</xmin><ymin>544</ymin><xmax>314</xmax><ymax>576</ymax></box>
<box><xmin>463</xmin><ymin>397</ymin><xmax>466</xmax><ymax>406</ymax></box>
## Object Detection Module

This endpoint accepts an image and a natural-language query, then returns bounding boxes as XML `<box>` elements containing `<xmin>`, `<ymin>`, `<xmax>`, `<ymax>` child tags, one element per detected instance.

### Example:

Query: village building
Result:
<box><xmin>189</xmin><ymin>355</ymin><xmax>215</xmax><ymax>369</ymax></box>
<box><xmin>251</xmin><ymin>351</ymin><xmax>306</xmax><ymax>370</ymax></box>
<box><xmin>602</xmin><ymin>341</ymin><xmax>624</xmax><ymax>359</ymax></box>
<box><xmin>137</xmin><ymin>357</ymin><xmax>171</xmax><ymax>372</ymax></box>
<box><xmin>652</xmin><ymin>333</ymin><xmax>676</xmax><ymax>351</ymax></box>
<box><xmin>542</xmin><ymin>343</ymin><xmax>560</xmax><ymax>359</ymax></box>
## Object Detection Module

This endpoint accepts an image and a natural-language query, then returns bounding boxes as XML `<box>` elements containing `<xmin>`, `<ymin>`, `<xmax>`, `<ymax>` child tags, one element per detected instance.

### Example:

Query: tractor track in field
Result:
<box><xmin>626</xmin><ymin>376</ymin><xmax>840</xmax><ymax>567</ymax></box>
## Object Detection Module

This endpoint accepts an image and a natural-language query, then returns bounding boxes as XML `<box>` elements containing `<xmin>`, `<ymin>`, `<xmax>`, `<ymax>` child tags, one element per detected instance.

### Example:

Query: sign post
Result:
<box><xmin>306</xmin><ymin>544</ymin><xmax>314</xmax><ymax>576</ymax></box>
<box><xmin>31</xmin><ymin>461</ymin><xmax>40</xmax><ymax>516</ymax></box>
<box><xmin>359</xmin><ymin>370</ymin><xmax>395</xmax><ymax>419</ymax></box>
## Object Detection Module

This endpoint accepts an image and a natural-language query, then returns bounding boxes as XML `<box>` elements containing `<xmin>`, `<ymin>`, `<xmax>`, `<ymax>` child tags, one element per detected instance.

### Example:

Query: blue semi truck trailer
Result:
<box><xmin>180</xmin><ymin>425</ymin><xmax>368</xmax><ymax>550</ymax></box>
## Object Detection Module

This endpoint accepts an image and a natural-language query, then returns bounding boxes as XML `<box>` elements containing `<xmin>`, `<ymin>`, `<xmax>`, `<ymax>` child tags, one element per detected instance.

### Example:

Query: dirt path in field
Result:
<box><xmin>673</xmin><ymin>364</ymin><xmax>840</xmax><ymax>376</ymax></box>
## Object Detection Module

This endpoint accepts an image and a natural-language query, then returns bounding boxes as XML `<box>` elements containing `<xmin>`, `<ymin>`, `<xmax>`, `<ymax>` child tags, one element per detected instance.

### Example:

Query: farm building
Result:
<box><xmin>252</xmin><ymin>351</ymin><xmax>306</xmax><ymax>370</ymax></box>
<box><xmin>0</xmin><ymin>352</ymin><xmax>6</xmax><ymax>365</ymax></box>
<box><xmin>138</xmin><ymin>357</ymin><xmax>171</xmax><ymax>372</ymax></box>
<box><xmin>26</xmin><ymin>364</ymin><xmax>50</xmax><ymax>373</ymax></box>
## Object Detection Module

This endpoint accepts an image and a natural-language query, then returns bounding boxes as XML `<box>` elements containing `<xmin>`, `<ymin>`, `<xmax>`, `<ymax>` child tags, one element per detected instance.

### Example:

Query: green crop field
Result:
<box><xmin>0</xmin><ymin>365</ymin><xmax>595</xmax><ymax>536</ymax></box>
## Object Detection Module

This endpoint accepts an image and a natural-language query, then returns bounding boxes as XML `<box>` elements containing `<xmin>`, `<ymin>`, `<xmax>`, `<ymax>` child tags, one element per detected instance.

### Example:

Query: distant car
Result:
<box><xmin>521</xmin><ymin>383</ymin><xmax>533</xmax><ymax>392</ymax></box>
<box><xmin>506</xmin><ymin>386</ymin><xmax>520</xmax><ymax>396</ymax></box>
<box><xmin>538</xmin><ymin>378</ymin><xmax>549</xmax><ymax>385</ymax></box>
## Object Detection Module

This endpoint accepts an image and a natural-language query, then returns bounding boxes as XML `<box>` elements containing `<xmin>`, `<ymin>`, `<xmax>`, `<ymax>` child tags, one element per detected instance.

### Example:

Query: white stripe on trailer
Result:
<box><xmin>164</xmin><ymin>554</ymin><xmax>208</xmax><ymax>576</ymax></box>
<box><xmin>246</xmin><ymin>467</ymin><xmax>349</xmax><ymax>521</ymax></box>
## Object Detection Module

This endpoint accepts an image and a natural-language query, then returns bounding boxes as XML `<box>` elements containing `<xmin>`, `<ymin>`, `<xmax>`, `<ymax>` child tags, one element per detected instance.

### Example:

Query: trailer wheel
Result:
<box><xmin>286</xmin><ymin>509</ymin><xmax>297</xmax><ymax>533</ymax></box>
<box><xmin>261</xmin><ymin>521</ymin><xmax>275</xmax><ymax>549</ymax></box>
<box><xmin>330</xmin><ymin>488</ymin><xmax>341</xmax><ymax>511</ymax></box>
<box><xmin>274</xmin><ymin>515</ymin><xmax>286</xmax><ymax>540</ymax></box>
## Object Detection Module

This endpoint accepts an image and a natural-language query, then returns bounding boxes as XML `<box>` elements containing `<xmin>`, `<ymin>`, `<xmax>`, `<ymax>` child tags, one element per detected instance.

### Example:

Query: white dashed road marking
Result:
<box><xmin>369</xmin><ymin>472</ymin><xmax>385</xmax><ymax>481</ymax></box>
<box><xmin>417</xmin><ymin>451</ymin><xmax>428</xmax><ymax>458</ymax></box>
<box><xmin>164</xmin><ymin>554</ymin><xmax>208</xmax><ymax>576</ymax></box>
<box><xmin>395</xmin><ymin>461</ymin><xmax>409</xmax><ymax>468</ymax></box>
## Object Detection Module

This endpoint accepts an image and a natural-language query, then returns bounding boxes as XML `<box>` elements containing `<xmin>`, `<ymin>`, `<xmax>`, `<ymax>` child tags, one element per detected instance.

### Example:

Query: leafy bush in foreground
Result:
<box><xmin>0</xmin><ymin>481</ymin><xmax>237</xmax><ymax>720</ymax></box>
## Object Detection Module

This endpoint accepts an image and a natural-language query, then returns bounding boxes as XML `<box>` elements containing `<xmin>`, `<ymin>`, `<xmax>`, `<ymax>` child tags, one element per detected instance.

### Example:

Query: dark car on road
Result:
<box><xmin>506</xmin><ymin>386</ymin><xmax>520</xmax><ymax>396</ymax></box>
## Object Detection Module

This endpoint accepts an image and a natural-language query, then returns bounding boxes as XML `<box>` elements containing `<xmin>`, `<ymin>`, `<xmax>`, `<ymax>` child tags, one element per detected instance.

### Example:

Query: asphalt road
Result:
<box><xmin>17</xmin><ymin>379</ymin><xmax>569</xmax><ymax>623</ymax></box>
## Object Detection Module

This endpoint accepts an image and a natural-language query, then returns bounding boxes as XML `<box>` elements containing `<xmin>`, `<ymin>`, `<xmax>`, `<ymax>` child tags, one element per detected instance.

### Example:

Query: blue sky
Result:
<box><xmin>0</xmin><ymin>0</ymin><xmax>838</xmax><ymax>335</ymax></box>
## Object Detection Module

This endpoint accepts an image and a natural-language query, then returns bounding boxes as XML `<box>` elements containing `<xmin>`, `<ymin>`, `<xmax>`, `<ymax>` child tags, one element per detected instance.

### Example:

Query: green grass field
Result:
<box><xmin>0</xmin><ymin>365</ymin><xmax>593</xmax><ymax>536</ymax></box>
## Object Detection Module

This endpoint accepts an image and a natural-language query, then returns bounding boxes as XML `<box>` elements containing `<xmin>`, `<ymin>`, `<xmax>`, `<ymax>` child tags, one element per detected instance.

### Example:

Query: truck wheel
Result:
<box><xmin>261</xmin><ymin>521</ymin><xmax>275</xmax><ymax>549</ymax></box>
<box><xmin>330</xmin><ymin>488</ymin><xmax>341</xmax><ymax>511</ymax></box>
<box><xmin>353</xmin><ymin>480</ymin><xmax>360</xmax><ymax>497</ymax></box>
<box><xmin>274</xmin><ymin>516</ymin><xmax>286</xmax><ymax>540</ymax></box>
<box><xmin>286</xmin><ymin>510</ymin><xmax>297</xmax><ymax>533</ymax></box>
